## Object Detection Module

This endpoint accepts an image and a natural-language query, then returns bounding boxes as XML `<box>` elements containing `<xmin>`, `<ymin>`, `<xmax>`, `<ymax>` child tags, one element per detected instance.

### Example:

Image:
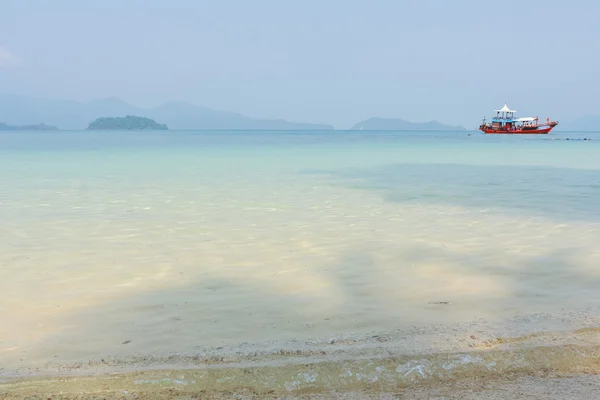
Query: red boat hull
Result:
<box><xmin>480</xmin><ymin>126</ymin><xmax>555</xmax><ymax>134</ymax></box>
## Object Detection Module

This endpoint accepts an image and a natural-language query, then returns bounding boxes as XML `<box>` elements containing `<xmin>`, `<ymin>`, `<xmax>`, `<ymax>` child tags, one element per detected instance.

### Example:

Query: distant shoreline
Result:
<box><xmin>1</xmin><ymin>128</ymin><xmax>475</xmax><ymax>133</ymax></box>
<box><xmin>2</xmin><ymin>95</ymin><xmax>599</xmax><ymax>131</ymax></box>
<box><xmin>0</xmin><ymin>122</ymin><xmax>58</xmax><ymax>131</ymax></box>
<box><xmin>2</xmin><ymin>128</ymin><xmax>598</xmax><ymax>134</ymax></box>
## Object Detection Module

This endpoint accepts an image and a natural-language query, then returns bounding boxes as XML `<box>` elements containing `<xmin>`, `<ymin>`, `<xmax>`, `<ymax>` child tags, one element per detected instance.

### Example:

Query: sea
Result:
<box><xmin>1</xmin><ymin>129</ymin><xmax>600</xmax><ymax>394</ymax></box>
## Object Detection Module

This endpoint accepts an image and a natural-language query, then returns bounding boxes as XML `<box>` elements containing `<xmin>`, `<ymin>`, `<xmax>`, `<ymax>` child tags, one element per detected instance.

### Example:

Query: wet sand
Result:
<box><xmin>2</xmin><ymin>375</ymin><xmax>600</xmax><ymax>399</ymax></box>
<box><xmin>3</xmin><ymin>320</ymin><xmax>600</xmax><ymax>399</ymax></box>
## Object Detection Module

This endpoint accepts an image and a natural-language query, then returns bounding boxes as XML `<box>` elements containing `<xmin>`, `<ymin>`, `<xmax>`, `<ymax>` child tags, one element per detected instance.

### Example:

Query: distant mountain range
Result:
<box><xmin>0</xmin><ymin>94</ymin><xmax>334</xmax><ymax>131</ymax></box>
<box><xmin>554</xmin><ymin>115</ymin><xmax>600</xmax><ymax>131</ymax></box>
<box><xmin>2</xmin><ymin>94</ymin><xmax>597</xmax><ymax>132</ymax></box>
<box><xmin>351</xmin><ymin>117</ymin><xmax>466</xmax><ymax>131</ymax></box>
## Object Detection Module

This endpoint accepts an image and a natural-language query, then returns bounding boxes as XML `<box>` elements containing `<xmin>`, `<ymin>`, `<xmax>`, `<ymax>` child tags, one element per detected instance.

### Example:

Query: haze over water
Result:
<box><xmin>2</xmin><ymin>129</ymin><xmax>600</xmax><ymax>379</ymax></box>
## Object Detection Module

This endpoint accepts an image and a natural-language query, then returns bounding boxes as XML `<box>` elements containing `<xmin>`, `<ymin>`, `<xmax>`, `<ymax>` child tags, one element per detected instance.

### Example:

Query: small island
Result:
<box><xmin>87</xmin><ymin>115</ymin><xmax>168</xmax><ymax>130</ymax></box>
<box><xmin>0</xmin><ymin>122</ymin><xmax>58</xmax><ymax>131</ymax></box>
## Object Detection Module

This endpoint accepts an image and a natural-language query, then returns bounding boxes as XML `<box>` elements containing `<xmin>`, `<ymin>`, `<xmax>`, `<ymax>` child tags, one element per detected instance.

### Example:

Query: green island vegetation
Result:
<box><xmin>87</xmin><ymin>115</ymin><xmax>168</xmax><ymax>130</ymax></box>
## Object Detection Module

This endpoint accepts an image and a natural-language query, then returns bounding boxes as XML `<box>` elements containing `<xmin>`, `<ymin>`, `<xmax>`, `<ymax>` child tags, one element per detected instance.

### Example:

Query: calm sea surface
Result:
<box><xmin>1</xmin><ymin>130</ymin><xmax>600</xmax><ymax>381</ymax></box>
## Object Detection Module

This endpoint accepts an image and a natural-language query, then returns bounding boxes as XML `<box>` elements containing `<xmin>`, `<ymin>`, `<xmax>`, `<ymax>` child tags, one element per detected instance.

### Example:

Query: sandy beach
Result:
<box><xmin>2</xmin><ymin>375</ymin><xmax>600</xmax><ymax>399</ymax></box>
<box><xmin>3</xmin><ymin>317</ymin><xmax>600</xmax><ymax>399</ymax></box>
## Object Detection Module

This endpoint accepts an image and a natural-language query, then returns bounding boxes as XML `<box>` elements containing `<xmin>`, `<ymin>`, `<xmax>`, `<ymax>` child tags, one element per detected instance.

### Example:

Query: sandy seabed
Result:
<box><xmin>3</xmin><ymin>134</ymin><xmax>600</xmax><ymax>399</ymax></box>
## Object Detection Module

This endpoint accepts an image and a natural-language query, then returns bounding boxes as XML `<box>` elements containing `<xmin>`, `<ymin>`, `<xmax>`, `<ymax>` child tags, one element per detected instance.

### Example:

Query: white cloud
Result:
<box><xmin>0</xmin><ymin>46</ymin><xmax>18</xmax><ymax>67</ymax></box>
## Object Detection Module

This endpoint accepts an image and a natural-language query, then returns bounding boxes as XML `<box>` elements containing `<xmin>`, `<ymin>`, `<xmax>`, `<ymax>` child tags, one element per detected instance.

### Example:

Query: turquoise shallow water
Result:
<box><xmin>1</xmin><ymin>130</ymin><xmax>600</xmax><ymax>374</ymax></box>
<box><xmin>3</xmin><ymin>130</ymin><xmax>599</xmax><ymax>221</ymax></box>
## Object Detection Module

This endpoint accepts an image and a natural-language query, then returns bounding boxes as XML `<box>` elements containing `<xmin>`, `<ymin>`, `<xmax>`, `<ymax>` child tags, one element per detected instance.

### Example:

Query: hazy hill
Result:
<box><xmin>555</xmin><ymin>115</ymin><xmax>600</xmax><ymax>131</ymax></box>
<box><xmin>87</xmin><ymin>116</ymin><xmax>168</xmax><ymax>130</ymax></box>
<box><xmin>351</xmin><ymin>117</ymin><xmax>466</xmax><ymax>131</ymax></box>
<box><xmin>0</xmin><ymin>94</ymin><xmax>334</xmax><ymax>131</ymax></box>
<box><xmin>0</xmin><ymin>122</ymin><xmax>58</xmax><ymax>131</ymax></box>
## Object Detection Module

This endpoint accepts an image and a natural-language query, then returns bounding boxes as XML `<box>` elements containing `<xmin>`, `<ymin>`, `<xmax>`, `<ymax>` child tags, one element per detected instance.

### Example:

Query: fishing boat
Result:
<box><xmin>479</xmin><ymin>104</ymin><xmax>558</xmax><ymax>134</ymax></box>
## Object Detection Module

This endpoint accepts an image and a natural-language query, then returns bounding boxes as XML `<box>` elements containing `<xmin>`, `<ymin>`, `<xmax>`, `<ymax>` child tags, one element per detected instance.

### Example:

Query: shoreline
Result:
<box><xmin>3</xmin><ymin>375</ymin><xmax>600</xmax><ymax>400</ymax></box>
<box><xmin>3</xmin><ymin>322</ymin><xmax>600</xmax><ymax>399</ymax></box>
<box><xmin>4</xmin><ymin>307</ymin><xmax>600</xmax><ymax>375</ymax></box>
<box><xmin>2</xmin><ymin>352</ymin><xmax>599</xmax><ymax>399</ymax></box>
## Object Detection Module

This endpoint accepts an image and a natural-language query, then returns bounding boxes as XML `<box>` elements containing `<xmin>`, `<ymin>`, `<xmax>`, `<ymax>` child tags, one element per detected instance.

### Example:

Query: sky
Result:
<box><xmin>1</xmin><ymin>0</ymin><xmax>599</xmax><ymax>129</ymax></box>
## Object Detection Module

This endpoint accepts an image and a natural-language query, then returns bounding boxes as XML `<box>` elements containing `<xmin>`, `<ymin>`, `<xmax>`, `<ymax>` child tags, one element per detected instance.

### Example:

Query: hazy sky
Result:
<box><xmin>1</xmin><ymin>0</ymin><xmax>598</xmax><ymax>128</ymax></box>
